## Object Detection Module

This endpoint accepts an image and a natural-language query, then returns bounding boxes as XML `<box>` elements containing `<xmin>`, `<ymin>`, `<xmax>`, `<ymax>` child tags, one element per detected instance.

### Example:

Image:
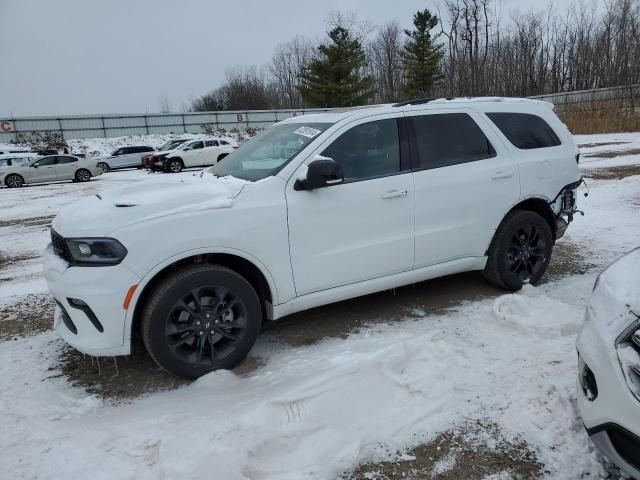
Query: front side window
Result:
<box><xmin>209</xmin><ymin>123</ymin><xmax>330</xmax><ymax>181</ymax></box>
<box><xmin>112</xmin><ymin>148</ymin><xmax>125</xmax><ymax>156</ymax></box>
<box><xmin>410</xmin><ymin>113</ymin><xmax>495</xmax><ymax>170</ymax></box>
<box><xmin>0</xmin><ymin>159</ymin><xmax>10</xmax><ymax>167</ymax></box>
<box><xmin>487</xmin><ymin>112</ymin><xmax>561</xmax><ymax>149</ymax></box>
<box><xmin>321</xmin><ymin>118</ymin><xmax>401</xmax><ymax>182</ymax></box>
<box><xmin>33</xmin><ymin>156</ymin><xmax>57</xmax><ymax>166</ymax></box>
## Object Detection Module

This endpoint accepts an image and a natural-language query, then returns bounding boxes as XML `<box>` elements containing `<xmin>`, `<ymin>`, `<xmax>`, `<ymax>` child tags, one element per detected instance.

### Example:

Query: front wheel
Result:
<box><xmin>166</xmin><ymin>159</ymin><xmax>183</xmax><ymax>173</ymax></box>
<box><xmin>141</xmin><ymin>265</ymin><xmax>262</xmax><ymax>379</ymax></box>
<box><xmin>97</xmin><ymin>162</ymin><xmax>109</xmax><ymax>173</ymax></box>
<box><xmin>483</xmin><ymin>210</ymin><xmax>553</xmax><ymax>291</ymax></box>
<box><xmin>5</xmin><ymin>174</ymin><xmax>24</xmax><ymax>188</ymax></box>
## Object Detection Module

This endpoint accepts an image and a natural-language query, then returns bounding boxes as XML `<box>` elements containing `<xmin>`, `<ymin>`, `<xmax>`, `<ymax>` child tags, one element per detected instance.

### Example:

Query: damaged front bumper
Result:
<box><xmin>550</xmin><ymin>178</ymin><xmax>584</xmax><ymax>239</ymax></box>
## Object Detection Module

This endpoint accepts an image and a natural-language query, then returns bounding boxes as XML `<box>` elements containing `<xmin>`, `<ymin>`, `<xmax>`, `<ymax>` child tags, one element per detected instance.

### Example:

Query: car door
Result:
<box><xmin>405</xmin><ymin>109</ymin><xmax>520</xmax><ymax>268</ymax></box>
<box><xmin>28</xmin><ymin>156</ymin><xmax>58</xmax><ymax>183</ymax></box>
<box><xmin>181</xmin><ymin>141</ymin><xmax>204</xmax><ymax>167</ymax></box>
<box><xmin>204</xmin><ymin>140</ymin><xmax>220</xmax><ymax>164</ymax></box>
<box><xmin>286</xmin><ymin>115</ymin><xmax>415</xmax><ymax>295</ymax></box>
<box><xmin>55</xmin><ymin>155</ymin><xmax>79</xmax><ymax>180</ymax></box>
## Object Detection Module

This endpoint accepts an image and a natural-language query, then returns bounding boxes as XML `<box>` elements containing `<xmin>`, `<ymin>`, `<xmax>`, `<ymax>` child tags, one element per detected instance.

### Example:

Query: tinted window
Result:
<box><xmin>34</xmin><ymin>156</ymin><xmax>57</xmax><ymax>166</ymax></box>
<box><xmin>205</xmin><ymin>140</ymin><xmax>219</xmax><ymax>147</ymax></box>
<box><xmin>410</xmin><ymin>113</ymin><xmax>495</xmax><ymax>169</ymax></box>
<box><xmin>112</xmin><ymin>148</ymin><xmax>125</xmax><ymax>155</ymax></box>
<box><xmin>220</xmin><ymin>140</ymin><xmax>229</xmax><ymax>145</ymax></box>
<box><xmin>185</xmin><ymin>141</ymin><xmax>203</xmax><ymax>150</ymax></box>
<box><xmin>321</xmin><ymin>118</ymin><xmax>401</xmax><ymax>182</ymax></box>
<box><xmin>57</xmin><ymin>156</ymin><xmax>77</xmax><ymax>164</ymax></box>
<box><xmin>487</xmin><ymin>112</ymin><xmax>561</xmax><ymax>149</ymax></box>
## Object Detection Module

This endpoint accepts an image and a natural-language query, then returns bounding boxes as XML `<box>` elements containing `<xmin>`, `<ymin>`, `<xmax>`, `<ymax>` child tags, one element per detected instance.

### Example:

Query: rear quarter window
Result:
<box><xmin>487</xmin><ymin>112</ymin><xmax>561</xmax><ymax>149</ymax></box>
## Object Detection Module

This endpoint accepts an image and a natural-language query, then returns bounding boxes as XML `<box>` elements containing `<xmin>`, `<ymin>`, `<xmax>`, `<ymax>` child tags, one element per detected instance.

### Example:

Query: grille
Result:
<box><xmin>51</xmin><ymin>229</ymin><xmax>71</xmax><ymax>262</ymax></box>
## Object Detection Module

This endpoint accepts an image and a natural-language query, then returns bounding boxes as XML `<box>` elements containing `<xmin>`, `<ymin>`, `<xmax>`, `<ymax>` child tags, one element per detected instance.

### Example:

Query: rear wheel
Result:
<box><xmin>75</xmin><ymin>169</ymin><xmax>91</xmax><ymax>182</ymax></box>
<box><xmin>5</xmin><ymin>174</ymin><xmax>24</xmax><ymax>188</ymax></box>
<box><xmin>166</xmin><ymin>159</ymin><xmax>183</xmax><ymax>173</ymax></box>
<box><xmin>483</xmin><ymin>210</ymin><xmax>553</xmax><ymax>291</ymax></box>
<box><xmin>98</xmin><ymin>162</ymin><xmax>110</xmax><ymax>173</ymax></box>
<box><xmin>141</xmin><ymin>265</ymin><xmax>262</xmax><ymax>379</ymax></box>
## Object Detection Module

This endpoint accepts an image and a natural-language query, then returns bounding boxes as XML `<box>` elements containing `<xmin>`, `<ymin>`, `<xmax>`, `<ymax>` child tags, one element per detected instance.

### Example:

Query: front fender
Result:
<box><xmin>122</xmin><ymin>246</ymin><xmax>280</xmax><ymax>345</ymax></box>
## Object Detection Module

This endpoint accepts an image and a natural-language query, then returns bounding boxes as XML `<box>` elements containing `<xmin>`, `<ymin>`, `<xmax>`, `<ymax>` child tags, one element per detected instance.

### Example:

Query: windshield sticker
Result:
<box><xmin>293</xmin><ymin>126</ymin><xmax>322</xmax><ymax>139</ymax></box>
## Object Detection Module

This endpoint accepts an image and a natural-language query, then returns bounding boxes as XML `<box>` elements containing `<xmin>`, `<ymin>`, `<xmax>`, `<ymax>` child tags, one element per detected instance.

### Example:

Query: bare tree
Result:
<box><xmin>270</xmin><ymin>36</ymin><xmax>317</xmax><ymax>108</ymax></box>
<box><xmin>366</xmin><ymin>21</ymin><xmax>405</xmax><ymax>103</ymax></box>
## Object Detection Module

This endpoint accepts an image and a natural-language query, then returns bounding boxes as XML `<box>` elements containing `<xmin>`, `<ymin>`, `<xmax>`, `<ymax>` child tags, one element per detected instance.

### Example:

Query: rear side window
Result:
<box><xmin>409</xmin><ymin>113</ymin><xmax>495</xmax><ymax>170</ymax></box>
<box><xmin>57</xmin><ymin>156</ymin><xmax>77</xmax><ymax>164</ymax></box>
<box><xmin>487</xmin><ymin>112</ymin><xmax>561</xmax><ymax>149</ymax></box>
<box><xmin>205</xmin><ymin>140</ymin><xmax>219</xmax><ymax>147</ymax></box>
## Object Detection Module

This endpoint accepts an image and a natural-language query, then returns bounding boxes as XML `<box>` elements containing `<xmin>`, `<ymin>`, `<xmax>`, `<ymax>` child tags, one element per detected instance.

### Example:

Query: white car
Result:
<box><xmin>577</xmin><ymin>248</ymin><xmax>640</xmax><ymax>479</ymax></box>
<box><xmin>149</xmin><ymin>138</ymin><xmax>237</xmax><ymax>173</ymax></box>
<box><xmin>95</xmin><ymin>145</ymin><xmax>155</xmax><ymax>172</ymax></box>
<box><xmin>1</xmin><ymin>154</ymin><xmax>102</xmax><ymax>188</ymax></box>
<box><xmin>44</xmin><ymin>97</ymin><xmax>581</xmax><ymax>378</ymax></box>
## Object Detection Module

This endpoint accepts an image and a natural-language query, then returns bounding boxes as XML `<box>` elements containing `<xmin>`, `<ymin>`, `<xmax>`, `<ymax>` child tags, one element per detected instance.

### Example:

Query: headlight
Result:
<box><xmin>65</xmin><ymin>238</ymin><xmax>127</xmax><ymax>266</ymax></box>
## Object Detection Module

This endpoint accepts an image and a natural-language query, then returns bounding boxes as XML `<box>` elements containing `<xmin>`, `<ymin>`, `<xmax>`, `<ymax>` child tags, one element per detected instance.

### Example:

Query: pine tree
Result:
<box><xmin>402</xmin><ymin>9</ymin><xmax>444</xmax><ymax>99</ymax></box>
<box><xmin>298</xmin><ymin>27</ymin><xmax>375</xmax><ymax>107</ymax></box>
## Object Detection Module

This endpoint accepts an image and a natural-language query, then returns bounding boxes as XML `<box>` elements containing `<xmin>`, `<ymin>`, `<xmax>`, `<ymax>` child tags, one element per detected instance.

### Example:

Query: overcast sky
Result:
<box><xmin>0</xmin><ymin>0</ymin><xmax>577</xmax><ymax>117</ymax></box>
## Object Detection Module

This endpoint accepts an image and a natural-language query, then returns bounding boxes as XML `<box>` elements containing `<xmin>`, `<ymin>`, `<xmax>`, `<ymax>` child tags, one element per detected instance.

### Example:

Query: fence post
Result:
<box><xmin>57</xmin><ymin>118</ymin><xmax>64</xmax><ymax>140</ymax></box>
<box><xmin>215</xmin><ymin>112</ymin><xmax>219</xmax><ymax>131</ymax></box>
<box><xmin>182</xmin><ymin>114</ymin><xmax>186</xmax><ymax>133</ymax></box>
<box><xmin>144</xmin><ymin>115</ymin><xmax>149</xmax><ymax>135</ymax></box>
<box><xmin>101</xmin><ymin>117</ymin><xmax>107</xmax><ymax>138</ymax></box>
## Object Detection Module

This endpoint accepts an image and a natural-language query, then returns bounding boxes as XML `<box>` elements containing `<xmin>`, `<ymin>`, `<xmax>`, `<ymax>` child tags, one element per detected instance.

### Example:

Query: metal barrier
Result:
<box><xmin>1</xmin><ymin>84</ymin><xmax>637</xmax><ymax>142</ymax></box>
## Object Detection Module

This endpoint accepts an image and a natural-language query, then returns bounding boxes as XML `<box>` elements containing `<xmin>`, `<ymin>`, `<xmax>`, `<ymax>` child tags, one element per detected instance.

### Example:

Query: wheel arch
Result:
<box><xmin>486</xmin><ymin>196</ymin><xmax>557</xmax><ymax>255</ymax></box>
<box><xmin>127</xmin><ymin>250</ymin><xmax>276</xmax><ymax>350</ymax></box>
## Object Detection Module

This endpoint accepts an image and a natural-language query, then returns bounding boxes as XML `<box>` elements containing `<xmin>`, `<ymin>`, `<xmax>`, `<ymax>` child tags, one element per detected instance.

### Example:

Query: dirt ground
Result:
<box><xmin>341</xmin><ymin>422</ymin><xmax>541</xmax><ymax>480</ymax></box>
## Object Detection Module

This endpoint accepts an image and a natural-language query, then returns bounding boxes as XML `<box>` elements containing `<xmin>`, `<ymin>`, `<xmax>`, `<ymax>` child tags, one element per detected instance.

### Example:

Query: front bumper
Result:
<box><xmin>44</xmin><ymin>247</ymin><xmax>140</xmax><ymax>356</ymax></box>
<box><xmin>577</xmin><ymin>310</ymin><xmax>640</xmax><ymax>478</ymax></box>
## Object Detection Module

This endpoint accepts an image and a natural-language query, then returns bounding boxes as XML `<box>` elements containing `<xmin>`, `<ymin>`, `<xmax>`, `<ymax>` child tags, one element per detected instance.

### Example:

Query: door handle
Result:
<box><xmin>382</xmin><ymin>189</ymin><xmax>408</xmax><ymax>199</ymax></box>
<box><xmin>491</xmin><ymin>170</ymin><xmax>514</xmax><ymax>180</ymax></box>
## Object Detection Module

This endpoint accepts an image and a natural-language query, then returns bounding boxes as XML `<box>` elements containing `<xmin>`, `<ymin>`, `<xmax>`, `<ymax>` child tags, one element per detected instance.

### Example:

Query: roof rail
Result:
<box><xmin>392</xmin><ymin>98</ymin><xmax>435</xmax><ymax>107</ymax></box>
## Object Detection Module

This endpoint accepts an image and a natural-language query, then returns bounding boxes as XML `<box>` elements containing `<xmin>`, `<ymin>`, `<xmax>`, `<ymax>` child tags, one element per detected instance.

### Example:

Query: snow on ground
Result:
<box><xmin>0</xmin><ymin>133</ymin><xmax>639</xmax><ymax>479</ymax></box>
<box><xmin>575</xmin><ymin>132</ymin><xmax>640</xmax><ymax>169</ymax></box>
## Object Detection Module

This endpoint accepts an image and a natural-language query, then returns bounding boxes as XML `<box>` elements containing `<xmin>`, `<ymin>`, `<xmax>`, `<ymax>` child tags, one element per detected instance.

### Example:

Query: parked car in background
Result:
<box><xmin>141</xmin><ymin>139</ymin><xmax>189</xmax><ymax>168</ymax></box>
<box><xmin>147</xmin><ymin>138</ymin><xmax>237</xmax><ymax>173</ymax></box>
<box><xmin>0</xmin><ymin>146</ymin><xmax>31</xmax><ymax>155</ymax></box>
<box><xmin>96</xmin><ymin>146</ymin><xmax>154</xmax><ymax>172</ymax></box>
<box><xmin>1</xmin><ymin>154</ymin><xmax>101</xmax><ymax>187</ymax></box>
<box><xmin>0</xmin><ymin>153</ymin><xmax>39</xmax><ymax>168</ymax></box>
<box><xmin>577</xmin><ymin>248</ymin><xmax>640</xmax><ymax>480</ymax></box>
<box><xmin>45</xmin><ymin>98</ymin><xmax>581</xmax><ymax>378</ymax></box>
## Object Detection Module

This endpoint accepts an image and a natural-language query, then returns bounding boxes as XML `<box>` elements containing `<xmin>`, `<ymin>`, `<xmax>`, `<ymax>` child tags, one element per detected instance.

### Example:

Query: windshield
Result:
<box><xmin>208</xmin><ymin>123</ymin><xmax>330</xmax><ymax>181</ymax></box>
<box><xmin>158</xmin><ymin>140</ymin><xmax>180</xmax><ymax>151</ymax></box>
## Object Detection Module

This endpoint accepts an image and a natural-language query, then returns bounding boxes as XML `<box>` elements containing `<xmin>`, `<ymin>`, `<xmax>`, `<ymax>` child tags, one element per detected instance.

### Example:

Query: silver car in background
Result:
<box><xmin>0</xmin><ymin>154</ymin><xmax>102</xmax><ymax>188</ymax></box>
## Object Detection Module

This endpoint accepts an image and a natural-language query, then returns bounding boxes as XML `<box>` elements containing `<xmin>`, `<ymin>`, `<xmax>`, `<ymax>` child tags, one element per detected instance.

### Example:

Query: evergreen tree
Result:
<box><xmin>402</xmin><ymin>9</ymin><xmax>444</xmax><ymax>99</ymax></box>
<box><xmin>298</xmin><ymin>27</ymin><xmax>375</xmax><ymax>107</ymax></box>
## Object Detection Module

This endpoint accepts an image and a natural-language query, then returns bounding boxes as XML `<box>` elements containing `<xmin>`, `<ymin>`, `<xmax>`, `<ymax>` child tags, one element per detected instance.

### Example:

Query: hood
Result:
<box><xmin>588</xmin><ymin>247</ymin><xmax>640</xmax><ymax>343</ymax></box>
<box><xmin>53</xmin><ymin>173</ymin><xmax>249</xmax><ymax>237</ymax></box>
<box><xmin>152</xmin><ymin>149</ymin><xmax>178</xmax><ymax>157</ymax></box>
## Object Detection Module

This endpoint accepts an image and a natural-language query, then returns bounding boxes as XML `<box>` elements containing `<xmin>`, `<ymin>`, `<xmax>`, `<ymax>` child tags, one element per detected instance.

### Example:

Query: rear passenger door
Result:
<box><xmin>406</xmin><ymin>109</ymin><xmax>520</xmax><ymax>268</ymax></box>
<box><xmin>55</xmin><ymin>155</ymin><xmax>79</xmax><ymax>180</ymax></box>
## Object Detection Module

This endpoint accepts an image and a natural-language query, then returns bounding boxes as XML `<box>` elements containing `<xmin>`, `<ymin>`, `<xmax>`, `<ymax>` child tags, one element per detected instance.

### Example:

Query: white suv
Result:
<box><xmin>44</xmin><ymin>98</ymin><xmax>581</xmax><ymax>378</ymax></box>
<box><xmin>150</xmin><ymin>138</ymin><xmax>237</xmax><ymax>173</ymax></box>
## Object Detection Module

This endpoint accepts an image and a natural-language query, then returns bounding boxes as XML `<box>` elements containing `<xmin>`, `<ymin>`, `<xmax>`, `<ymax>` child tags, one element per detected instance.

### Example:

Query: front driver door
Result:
<box><xmin>28</xmin><ymin>156</ymin><xmax>58</xmax><ymax>183</ymax></box>
<box><xmin>286</xmin><ymin>115</ymin><xmax>415</xmax><ymax>295</ymax></box>
<box><xmin>181</xmin><ymin>141</ymin><xmax>204</xmax><ymax>167</ymax></box>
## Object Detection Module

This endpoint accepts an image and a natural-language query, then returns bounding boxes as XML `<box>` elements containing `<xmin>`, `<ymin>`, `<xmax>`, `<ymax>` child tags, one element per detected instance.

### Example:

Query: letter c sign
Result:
<box><xmin>0</xmin><ymin>121</ymin><xmax>14</xmax><ymax>132</ymax></box>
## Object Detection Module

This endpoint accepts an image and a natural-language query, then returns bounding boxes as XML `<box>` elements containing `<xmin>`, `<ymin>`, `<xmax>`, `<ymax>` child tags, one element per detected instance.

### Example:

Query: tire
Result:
<box><xmin>75</xmin><ymin>169</ymin><xmax>91</xmax><ymax>182</ymax></box>
<box><xmin>483</xmin><ymin>210</ymin><xmax>553</xmax><ymax>291</ymax></box>
<box><xmin>141</xmin><ymin>264</ymin><xmax>262</xmax><ymax>379</ymax></box>
<box><xmin>5</xmin><ymin>174</ymin><xmax>24</xmax><ymax>188</ymax></box>
<box><xmin>166</xmin><ymin>159</ymin><xmax>183</xmax><ymax>173</ymax></box>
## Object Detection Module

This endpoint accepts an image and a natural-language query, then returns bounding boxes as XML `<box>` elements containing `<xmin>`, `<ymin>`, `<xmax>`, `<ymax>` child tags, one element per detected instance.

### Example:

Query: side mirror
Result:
<box><xmin>32</xmin><ymin>164</ymin><xmax>38</xmax><ymax>168</ymax></box>
<box><xmin>294</xmin><ymin>157</ymin><xmax>344</xmax><ymax>191</ymax></box>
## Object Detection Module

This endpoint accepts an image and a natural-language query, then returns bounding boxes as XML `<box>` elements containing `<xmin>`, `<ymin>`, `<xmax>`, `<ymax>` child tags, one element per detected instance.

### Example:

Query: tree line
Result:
<box><xmin>190</xmin><ymin>0</ymin><xmax>640</xmax><ymax>111</ymax></box>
